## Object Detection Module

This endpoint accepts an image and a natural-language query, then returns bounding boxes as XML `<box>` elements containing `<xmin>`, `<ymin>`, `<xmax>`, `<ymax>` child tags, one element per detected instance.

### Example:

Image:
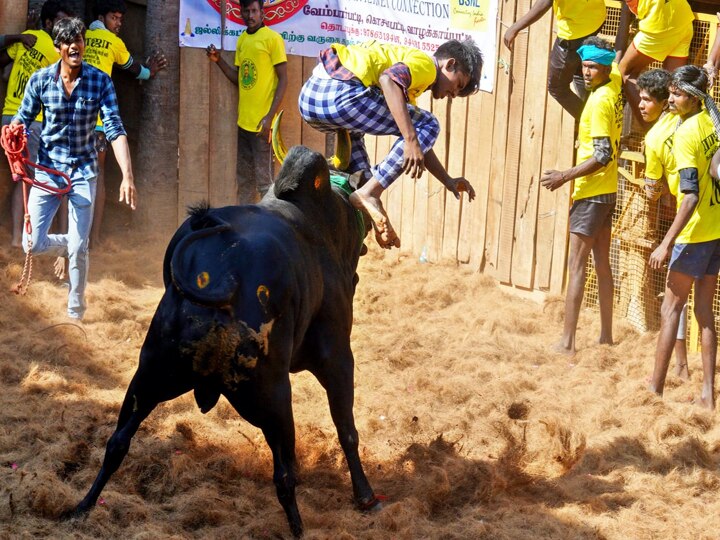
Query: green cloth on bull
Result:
<box><xmin>330</xmin><ymin>172</ymin><xmax>366</xmax><ymax>250</ymax></box>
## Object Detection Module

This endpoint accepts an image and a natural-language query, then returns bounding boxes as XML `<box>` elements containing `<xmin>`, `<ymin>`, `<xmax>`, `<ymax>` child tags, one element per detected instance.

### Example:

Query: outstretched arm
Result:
<box><xmin>122</xmin><ymin>52</ymin><xmax>168</xmax><ymax>80</ymax></box>
<box><xmin>503</xmin><ymin>0</ymin><xmax>553</xmax><ymax>51</ymax></box>
<box><xmin>0</xmin><ymin>33</ymin><xmax>36</xmax><ymax>50</ymax></box>
<box><xmin>206</xmin><ymin>44</ymin><xmax>238</xmax><ymax>85</ymax></box>
<box><xmin>110</xmin><ymin>135</ymin><xmax>137</xmax><ymax>210</ymax></box>
<box><xmin>540</xmin><ymin>155</ymin><xmax>605</xmax><ymax>191</ymax></box>
<box><xmin>424</xmin><ymin>148</ymin><xmax>476</xmax><ymax>201</ymax></box>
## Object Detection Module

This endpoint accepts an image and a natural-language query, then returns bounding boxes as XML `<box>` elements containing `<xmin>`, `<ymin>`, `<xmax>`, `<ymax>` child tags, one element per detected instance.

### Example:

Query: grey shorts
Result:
<box><xmin>669</xmin><ymin>239</ymin><xmax>720</xmax><ymax>279</ymax></box>
<box><xmin>569</xmin><ymin>199</ymin><xmax>615</xmax><ymax>238</ymax></box>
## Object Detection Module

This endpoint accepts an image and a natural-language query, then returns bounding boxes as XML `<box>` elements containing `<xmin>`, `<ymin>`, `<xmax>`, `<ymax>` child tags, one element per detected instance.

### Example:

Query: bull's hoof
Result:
<box><xmin>290</xmin><ymin>520</ymin><xmax>304</xmax><ymax>538</ymax></box>
<box><xmin>356</xmin><ymin>495</ymin><xmax>383</xmax><ymax>513</ymax></box>
<box><xmin>59</xmin><ymin>506</ymin><xmax>89</xmax><ymax>522</ymax></box>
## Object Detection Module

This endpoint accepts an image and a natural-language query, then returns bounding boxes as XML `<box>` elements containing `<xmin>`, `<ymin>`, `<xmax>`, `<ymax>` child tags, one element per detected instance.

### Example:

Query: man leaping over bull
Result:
<box><xmin>298</xmin><ymin>39</ymin><xmax>482</xmax><ymax>248</ymax></box>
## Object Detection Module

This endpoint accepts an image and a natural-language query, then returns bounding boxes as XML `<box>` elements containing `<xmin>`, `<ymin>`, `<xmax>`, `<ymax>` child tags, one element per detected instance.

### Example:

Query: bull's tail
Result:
<box><xmin>170</xmin><ymin>210</ymin><xmax>238</xmax><ymax>307</ymax></box>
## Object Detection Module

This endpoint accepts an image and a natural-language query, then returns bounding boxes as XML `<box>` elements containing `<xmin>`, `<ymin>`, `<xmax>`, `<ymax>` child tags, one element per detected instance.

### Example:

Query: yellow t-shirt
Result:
<box><xmin>644</xmin><ymin>111</ymin><xmax>678</xmax><ymax>185</ymax></box>
<box><xmin>3</xmin><ymin>29</ymin><xmax>59</xmax><ymax>118</ymax></box>
<box><xmin>331</xmin><ymin>41</ymin><xmax>436</xmax><ymax>105</ymax></box>
<box><xmin>553</xmin><ymin>0</ymin><xmax>607</xmax><ymax>40</ymax></box>
<box><xmin>672</xmin><ymin>111</ymin><xmax>720</xmax><ymax>244</ymax></box>
<box><xmin>636</xmin><ymin>0</ymin><xmax>694</xmax><ymax>35</ymax></box>
<box><xmin>84</xmin><ymin>27</ymin><xmax>131</xmax><ymax>76</ymax></box>
<box><xmin>235</xmin><ymin>26</ymin><xmax>287</xmax><ymax>133</ymax></box>
<box><xmin>84</xmin><ymin>26</ymin><xmax>132</xmax><ymax>128</ymax></box>
<box><xmin>572</xmin><ymin>68</ymin><xmax>623</xmax><ymax>201</ymax></box>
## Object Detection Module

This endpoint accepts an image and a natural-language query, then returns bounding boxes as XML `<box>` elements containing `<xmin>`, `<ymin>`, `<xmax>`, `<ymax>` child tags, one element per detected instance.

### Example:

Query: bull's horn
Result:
<box><xmin>271</xmin><ymin>110</ymin><xmax>287</xmax><ymax>164</ymax></box>
<box><xmin>328</xmin><ymin>128</ymin><xmax>351</xmax><ymax>171</ymax></box>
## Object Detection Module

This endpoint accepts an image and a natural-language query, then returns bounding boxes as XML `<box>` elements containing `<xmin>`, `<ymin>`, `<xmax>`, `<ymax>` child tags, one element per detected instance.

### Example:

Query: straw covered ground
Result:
<box><xmin>0</xmin><ymin>225</ymin><xmax>718</xmax><ymax>539</ymax></box>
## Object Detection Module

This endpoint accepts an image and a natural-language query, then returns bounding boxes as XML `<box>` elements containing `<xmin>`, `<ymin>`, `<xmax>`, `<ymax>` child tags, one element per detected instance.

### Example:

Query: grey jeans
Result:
<box><xmin>236</xmin><ymin>126</ymin><xmax>274</xmax><ymax>205</ymax></box>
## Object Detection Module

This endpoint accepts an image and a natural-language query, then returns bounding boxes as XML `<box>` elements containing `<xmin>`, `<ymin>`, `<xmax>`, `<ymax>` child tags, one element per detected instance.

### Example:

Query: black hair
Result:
<box><xmin>581</xmin><ymin>35</ymin><xmax>614</xmax><ymax>51</ymax></box>
<box><xmin>637</xmin><ymin>69</ymin><xmax>671</xmax><ymax>102</ymax></box>
<box><xmin>434</xmin><ymin>39</ymin><xmax>483</xmax><ymax>97</ymax></box>
<box><xmin>52</xmin><ymin>16</ymin><xmax>85</xmax><ymax>47</ymax></box>
<box><xmin>94</xmin><ymin>0</ymin><xmax>127</xmax><ymax>18</ymax></box>
<box><xmin>40</xmin><ymin>0</ymin><xmax>69</xmax><ymax>28</ymax></box>
<box><xmin>239</xmin><ymin>0</ymin><xmax>264</xmax><ymax>9</ymax></box>
<box><xmin>671</xmin><ymin>64</ymin><xmax>709</xmax><ymax>95</ymax></box>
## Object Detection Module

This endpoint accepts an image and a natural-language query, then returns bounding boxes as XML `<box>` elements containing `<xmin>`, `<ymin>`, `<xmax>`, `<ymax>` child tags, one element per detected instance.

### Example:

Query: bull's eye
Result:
<box><xmin>314</xmin><ymin>176</ymin><xmax>322</xmax><ymax>190</ymax></box>
<box><xmin>256</xmin><ymin>285</ymin><xmax>270</xmax><ymax>306</ymax></box>
<box><xmin>196</xmin><ymin>271</ymin><xmax>210</xmax><ymax>288</ymax></box>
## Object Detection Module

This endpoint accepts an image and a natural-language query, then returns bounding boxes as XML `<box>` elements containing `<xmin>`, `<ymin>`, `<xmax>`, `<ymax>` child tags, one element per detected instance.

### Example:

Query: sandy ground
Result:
<box><xmin>0</xmin><ymin>222</ymin><xmax>718</xmax><ymax>540</ymax></box>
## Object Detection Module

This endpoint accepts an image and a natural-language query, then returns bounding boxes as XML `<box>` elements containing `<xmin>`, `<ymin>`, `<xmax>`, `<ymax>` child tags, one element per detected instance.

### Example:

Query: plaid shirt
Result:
<box><xmin>14</xmin><ymin>60</ymin><xmax>126</xmax><ymax>180</ymax></box>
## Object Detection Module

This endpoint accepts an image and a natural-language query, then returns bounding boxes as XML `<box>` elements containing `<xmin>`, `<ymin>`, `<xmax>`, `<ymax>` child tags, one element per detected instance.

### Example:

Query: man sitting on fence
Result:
<box><xmin>540</xmin><ymin>37</ymin><xmax>623</xmax><ymax>355</ymax></box>
<box><xmin>503</xmin><ymin>0</ymin><xmax>606</xmax><ymax>120</ymax></box>
<box><xmin>646</xmin><ymin>66</ymin><xmax>720</xmax><ymax>410</ymax></box>
<box><xmin>298</xmin><ymin>39</ymin><xmax>481</xmax><ymax>249</ymax></box>
<box><xmin>616</xmin><ymin>0</ymin><xmax>693</xmax><ymax>125</ymax></box>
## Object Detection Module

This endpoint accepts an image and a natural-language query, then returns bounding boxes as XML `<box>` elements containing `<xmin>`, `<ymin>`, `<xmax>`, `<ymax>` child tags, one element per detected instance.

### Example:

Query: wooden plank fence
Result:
<box><xmin>173</xmin><ymin>0</ymin><xmax>720</xmax><ymax>299</ymax></box>
<box><xmin>178</xmin><ymin>0</ymin><xmax>577</xmax><ymax>294</ymax></box>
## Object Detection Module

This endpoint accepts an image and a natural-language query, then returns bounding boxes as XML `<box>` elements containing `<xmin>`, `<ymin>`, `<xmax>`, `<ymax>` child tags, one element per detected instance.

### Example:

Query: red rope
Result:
<box><xmin>1</xmin><ymin>123</ymin><xmax>72</xmax><ymax>295</ymax></box>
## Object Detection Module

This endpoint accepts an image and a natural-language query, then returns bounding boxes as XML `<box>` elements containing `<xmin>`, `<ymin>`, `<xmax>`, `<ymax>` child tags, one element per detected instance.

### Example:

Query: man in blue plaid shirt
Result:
<box><xmin>12</xmin><ymin>17</ymin><xmax>137</xmax><ymax>320</ymax></box>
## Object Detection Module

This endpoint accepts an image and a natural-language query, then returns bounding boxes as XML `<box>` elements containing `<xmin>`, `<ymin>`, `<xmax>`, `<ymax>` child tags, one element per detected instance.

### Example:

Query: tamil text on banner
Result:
<box><xmin>179</xmin><ymin>0</ymin><xmax>498</xmax><ymax>92</ymax></box>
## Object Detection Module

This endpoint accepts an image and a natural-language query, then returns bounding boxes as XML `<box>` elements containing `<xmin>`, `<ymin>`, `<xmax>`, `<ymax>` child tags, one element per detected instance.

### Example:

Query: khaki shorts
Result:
<box><xmin>634</xmin><ymin>24</ymin><xmax>693</xmax><ymax>62</ymax></box>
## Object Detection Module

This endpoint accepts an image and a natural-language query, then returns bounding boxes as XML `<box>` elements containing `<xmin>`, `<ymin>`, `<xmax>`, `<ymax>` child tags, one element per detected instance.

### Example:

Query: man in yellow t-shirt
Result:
<box><xmin>647</xmin><ymin>66</ymin><xmax>720</xmax><ymax>410</ymax></box>
<box><xmin>635</xmin><ymin>69</ymin><xmax>691</xmax><ymax>380</ymax></box>
<box><xmin>540</xmin><ymin>37</ymin><xmax>623</xmax><ymax>355</ymax></box>
<box><xmin>206</xmin><ymin>0</ymin><xmax>287</xmax><ymax>204</ymax></box>
<box><xmin>298</xmin><ymin>39</ymin><xmax>481</xmax><ymax>249</ymax></box>
<box><xmin>0</xmin><ymin>0</ymin><xmax>68</xmax><ymax>247</ymax></box>
<box><xmin>617</xmin><ymin>0</ymin><xmax>694</xmax><ymax>124</ymax></box>
<box><xmin>504</xmin><ymin>0</ymin><xmax>606</xmax><ymax>119</ymax></box>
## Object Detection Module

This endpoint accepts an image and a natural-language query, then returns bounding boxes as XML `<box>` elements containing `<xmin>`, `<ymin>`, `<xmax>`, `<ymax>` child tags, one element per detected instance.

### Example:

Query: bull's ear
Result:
<box><xmin>313</xmin><ymin>167</ymin><xmax>330</xmax><ymax>192</ymax></box>
<box><xmin>275</xmin><ymin>146</ymin><xmax>332</xmax><ymax>201</ymax></box>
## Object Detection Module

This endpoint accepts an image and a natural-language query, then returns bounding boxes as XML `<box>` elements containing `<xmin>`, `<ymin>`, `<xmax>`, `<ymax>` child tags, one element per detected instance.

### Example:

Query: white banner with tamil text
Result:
<box><xmin>179</xmin><ymin>0</ymin><xmax>498</xmax><ymax>91</ymax></box>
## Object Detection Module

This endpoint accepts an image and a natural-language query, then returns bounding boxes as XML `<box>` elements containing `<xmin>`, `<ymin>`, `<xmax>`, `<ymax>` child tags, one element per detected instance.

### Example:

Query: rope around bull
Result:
<box><xmin>1</xmin><ymin>123</ymin><xmax>73</xmax><ymax>295</ymax></box>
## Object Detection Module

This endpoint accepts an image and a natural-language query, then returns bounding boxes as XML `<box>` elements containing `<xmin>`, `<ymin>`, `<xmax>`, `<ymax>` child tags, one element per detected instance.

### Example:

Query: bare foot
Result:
<box><xmin>349</xmin><ymin>191</ymin><xmax>400</xmax><ymax>249</ymax></box>
<box><xmin>692</xmin><ymin>395</ymin><xmax>715</xmax><ymax>410</ymax></box>
<box><xmin>674</xmin><ymin>363</ymin><xmax>690</xmax><ymax>381</ymax></box>
<box><xmin>53</xmin><ymin>257</ymin><xmax>67</xmax><ymax>280</ymax></box>
<box><xmin>551</xmin><ymin>341</ymin><xmax>575</xmax><ymax>356</ymax></box>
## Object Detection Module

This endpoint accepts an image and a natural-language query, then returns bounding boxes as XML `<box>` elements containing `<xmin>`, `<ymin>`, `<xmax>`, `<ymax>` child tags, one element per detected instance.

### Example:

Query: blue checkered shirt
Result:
<box><xmin>14</xmin><ymin>60</ymin><xmax>126</xmax><ymax>180</ymax></box>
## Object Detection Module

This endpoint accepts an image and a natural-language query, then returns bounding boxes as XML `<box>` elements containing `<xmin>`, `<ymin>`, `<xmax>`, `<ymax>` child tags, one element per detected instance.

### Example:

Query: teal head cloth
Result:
<box><xmin>577</xmin><ymin>44</ymin><xmax>615</xmax><ymax>66</ymax></box>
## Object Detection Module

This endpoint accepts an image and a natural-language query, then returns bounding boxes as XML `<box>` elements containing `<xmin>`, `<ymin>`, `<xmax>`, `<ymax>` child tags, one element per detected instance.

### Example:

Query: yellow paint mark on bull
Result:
<box><xmin>197</xmin><ymin>271</ymin><xmax>210</xmax><ymax>289</ymax></box>
<box><xmin>257</xmin><ymin>319</ymin><xmax>275</xmax><ymax>355</ymax></box>
<box><xmin>257</xmin><ymin>285</ymin><xmax>270</xmax><ymax>306</ymax></box>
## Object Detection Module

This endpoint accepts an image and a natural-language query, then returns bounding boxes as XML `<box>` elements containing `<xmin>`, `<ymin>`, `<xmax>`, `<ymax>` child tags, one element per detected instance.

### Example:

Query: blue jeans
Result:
<box><xmin>23</xmin><ymin>169</ymin><xmax>97</xmax><ymax>319</ymax></box>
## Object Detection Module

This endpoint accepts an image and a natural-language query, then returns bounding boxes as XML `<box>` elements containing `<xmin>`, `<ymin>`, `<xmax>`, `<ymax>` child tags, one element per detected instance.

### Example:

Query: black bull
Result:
<box><xmin>68</xmin><ymin>146</ymin><xmax>379</xmax><ymax>536</ymax></box>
